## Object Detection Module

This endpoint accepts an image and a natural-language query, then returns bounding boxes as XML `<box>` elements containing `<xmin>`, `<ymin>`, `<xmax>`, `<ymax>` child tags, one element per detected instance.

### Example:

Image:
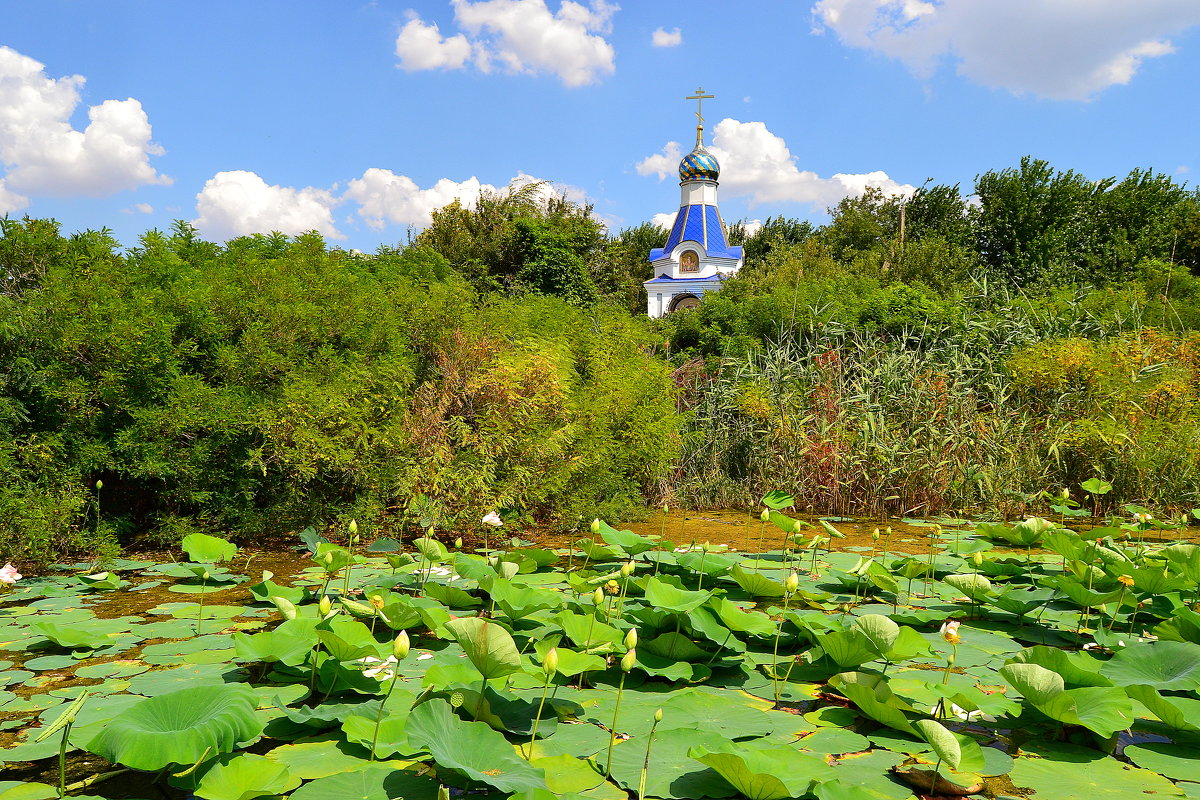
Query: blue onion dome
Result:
<box><xmin>679</xmin><ymin>144</ymin><xmax>720</xmax><ymax>182</ymax></box>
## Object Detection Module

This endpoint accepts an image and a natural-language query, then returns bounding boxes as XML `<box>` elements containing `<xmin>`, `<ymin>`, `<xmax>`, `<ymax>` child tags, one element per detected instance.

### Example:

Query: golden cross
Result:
<box><xmin>685</xmin><ymin>87</ymin><xmax>714</xmax><ymax>128</ymax></box>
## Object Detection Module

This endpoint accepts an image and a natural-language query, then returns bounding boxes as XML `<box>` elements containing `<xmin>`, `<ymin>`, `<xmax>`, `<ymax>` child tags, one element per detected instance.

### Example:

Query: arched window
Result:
<box><xmin>669</xmin><ymin>293</ymin><xmax>702</xmax><ymax>312</ymax></box>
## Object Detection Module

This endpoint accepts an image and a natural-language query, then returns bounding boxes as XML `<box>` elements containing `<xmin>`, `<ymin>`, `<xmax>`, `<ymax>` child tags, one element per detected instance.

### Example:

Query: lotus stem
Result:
<box><xmin>196</xmin><ymin>572</ymin><xmax>207</xmax><ymax>635</ymax></box>
<box><xmin>65</xmin><ymin>769</ymin><xmax>129</xmax><ymax>793</ymax></box>
<box><xmin>371</xmin><ymin>632</ymin><xmax>409</xmax><ymax>761</ymax></box>
<box><xmin>604</xmin><ymin>650</ymin><xmax>636</xmax><ymax>779</ymax></box>
<box><xmin>655</xmin><ymin>505</ymin><xmax>668</xmax><ymax>576</ymax></box>
<box><xmin>637</xmin><ymin>709</ymin><xmax>663</xmax><ymax>799</ymax></box>
<box><xmin>56</xmin><ymin>721</ymin><xmax>71</xmax><ymax>798</ymax></box>
<box><xmin>773</xmin><ymin>574</ymin><xmax>798</xmax><ymax>705</ymax></box>
<box><xmin>475</xmin><ymin>676</ymin><xmax>489</xmax><ymax>721</ymax></box>
<box><xmin>525</xmin><ymin>649</ymin><xmax>557</xmax><ymax>759</ymax></box>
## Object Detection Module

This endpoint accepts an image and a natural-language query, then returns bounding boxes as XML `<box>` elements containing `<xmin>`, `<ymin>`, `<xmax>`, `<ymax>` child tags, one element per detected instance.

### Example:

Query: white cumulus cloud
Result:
<box><xmin>345</xmin><ymin>168</ymin><xmax>586</xmax><ymax>229</ymax></box>
<box><xmin>638</xmin><ymin>118</ymin><xmax>912</xmax><ymax>211</ymax></box>
<box><xmin>811</xmin><ymin>0</ymin><xmax>1200</xmax><ymax>100</ymax></box>
<box><xmin>652</xmin><ymin>27</ymin><xmax>682</xmax><ymax>47</ymax></box>
<box><xmin>395</xmin><ymin>0</ymin><xmax>618</xmax><ymax>87</ymax></box>
<box><xmin>395</xmin><ymin>16</ymin><xmax>474</xmax><ymax>71</ymax></box>
<box><xmin>650</xmin><ymin>211</ymin><xmax>675</xmax><ymax>228</ymax></box>
<box><xmin>192</xmin><ymin>170</ymin><xmax>342</xmax><ymax>240</ymax></box>
<box><xmin>0</xmin><ymin>179</ymin><xmax>28</xmax><ymax>214</ymax></box>
<box><xmin>0</xmin><ymin>46</ymin><xmax>170</xmax><ymax>209</ymax></box>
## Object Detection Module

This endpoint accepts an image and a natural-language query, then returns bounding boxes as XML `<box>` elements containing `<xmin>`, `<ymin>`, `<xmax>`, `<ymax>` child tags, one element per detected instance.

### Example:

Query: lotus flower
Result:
<box><xmin>481</xmin><ymin>511</ymin><xmax>503</xmax><ymax>527</ymax></box>
<box><xmin>940</xmin><ymin>620</ymin><xmax>961</xmax><ymax>645</ymax></box>
<box><xmin>0</xmin><ymin>563</ymin><xmax>21</xmax><ymax>585</ymax></box>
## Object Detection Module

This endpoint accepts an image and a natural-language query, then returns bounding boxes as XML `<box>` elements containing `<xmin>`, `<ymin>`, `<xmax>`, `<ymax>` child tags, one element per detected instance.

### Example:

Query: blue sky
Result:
<box><xmin>3</xmin><ymin>1</ymin><xmax>1199</xmax><ymax>250</ymax></box>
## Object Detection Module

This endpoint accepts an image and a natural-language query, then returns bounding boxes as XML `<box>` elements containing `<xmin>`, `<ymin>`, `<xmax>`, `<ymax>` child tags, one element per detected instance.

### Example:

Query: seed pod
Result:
<box><xmin>393</xmin><ymin>630</ymin><xmax>410</xmax><ymax>660</ymax></box>
<box><xmin>544</xmin><ymin>647</ymin><xmax>559</xmax><ymax>675</ymax></box>
<box><xmin>620</xmin><ymin>649</ymin><xmax>636</xmax><ymax>672</ymax></box>
<box><xmin>624</xmin><ymin>628</ymin><xmax>638</xmax><ymax>650</ymax></box>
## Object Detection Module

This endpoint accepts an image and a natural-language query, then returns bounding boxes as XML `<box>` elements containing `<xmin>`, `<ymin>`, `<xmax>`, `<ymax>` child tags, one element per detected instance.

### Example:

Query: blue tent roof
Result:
<box><xmin>650</xmin><ymin>203</ymin><xmax>740</xmax><ymax>262</ymax></box>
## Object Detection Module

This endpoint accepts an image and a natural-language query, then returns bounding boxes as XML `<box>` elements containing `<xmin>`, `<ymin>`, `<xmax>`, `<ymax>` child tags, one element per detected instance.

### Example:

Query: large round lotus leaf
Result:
<box><xmin>141</xmin><ymin>635</ymin><xmax>236</xmax><ymax>665</ymax></box>
<box><xmin>86</xmin><ymin>685</ymin><xmax>263</xmax><ymax>770</ymax></box>
<box><xmin>602</xmin><ymin>726</ymin><xmax>739</xmax><ymax>799</ymax></box>
<box><xmin>821</xmin><ymin>749</ymin><xmax>910</xmax><ymax>800</ymax></box>
<box><xmin>265</xmin><ymin>739</ymin><xmax>411</xmax><ymax>780</ymax></box>
<box><xmin>74</xmin><ymin>660</ymin><xmax>149</xmax><ymax>679</ymax></box>
<box><xmin>796</xmin><ymin>727</ymin><xmax>871</xmax><ymax>756</ymax></box>
<box><xmin>404</xmin><ymin>699</ymin><xmax>547</xmax><ymax>794</ymax></box>
<box><xmin>146</xmin><ymin>602</ymin><xmax>246</xmax><ymax>620</ymax></box>
<box><xmin>1009</xmin><ymin>743</ymin><xmax>1185</xmax><ymax>800</ymax></box>
<box><xmin>1100</xmin><ymin>641</ymin><xmax>1200</xmax><ymax>691</ymax></box>
<box><xmin>0</xmin><ymin>781</ymin><xmax>56</xmax><ymax>800</ymax></box>
<box><xmin>523</xmin><ymin>718</ymin><xmax>611</xmax><ymax>759</ymax></box>
<box><xmin>193</xmin><ymin>753</ymin><xmax>301</xmax><ymax>800</ymax></box>
<box><xmin>287</xmin><ymin>764</ymin><xmax>439</xmax><ymax>800</ymax></box>
<box><xmin>1125</xmin><ymin>743</ymin><xmax>1200</xmax><ymax>783</ymax></box>
<box><xmin>443</xmin><ymin>617</ymin><xmax>523</xmax><ymax>680</ymax></box>
<box><xmin>29</xmin><ymin>621</ymin><xmax>110</xmax><ymax>650</ymax></box>
<box><xmin>22</xmin><ymin>655</ymin><xmax>79</xmax><ymax>671</ymax></box>
<box><xmin>531</xmin><ymin>754</ymin><xmax>607</xmax><ymax>793</ymax></box>
<box><xmin>125</xmin><ymin>663</ymin><xmax>245</xmax><ymax>696</ymax></box>
<box><xmin>182</xmin><ymin>532</ymin><xmax>238</xmax><ymax>563</ymax></box>
<box><xmin>689</xmin><ymin>742</ymin><xmax>837</xmax><ymax>800</ymax></box>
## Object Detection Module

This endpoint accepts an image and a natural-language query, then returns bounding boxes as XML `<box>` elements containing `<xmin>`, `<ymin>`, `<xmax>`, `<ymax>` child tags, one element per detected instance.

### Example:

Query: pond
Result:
<box><xmin>2</xmin><ymin>507</ymin><xmax>1199</xmax><ymax>800</ymax></box>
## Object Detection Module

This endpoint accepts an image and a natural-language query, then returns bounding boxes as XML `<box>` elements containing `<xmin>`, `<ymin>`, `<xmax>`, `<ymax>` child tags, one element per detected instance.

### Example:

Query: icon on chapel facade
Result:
<box><xmin>644</xmin><ymin>88</ymin><xmax>744</xmax><ymax>318</ymax></box>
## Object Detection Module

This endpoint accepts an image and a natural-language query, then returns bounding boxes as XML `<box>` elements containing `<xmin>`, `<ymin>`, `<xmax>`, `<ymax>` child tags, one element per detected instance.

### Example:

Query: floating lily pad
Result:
<box><xmin>287</xmin><ymin>765</ymin><xmax>439</xmax><ymax>800</ymax></box>
<box><xmin>1124</xmin><ymin>742</ymin><xmax>1200</xmax><ymax>783</ymax></box>
<box><xmin>1010</xmin><ymin>742</ymin><xmax>1185</xmax><ymax>800</ymax></box>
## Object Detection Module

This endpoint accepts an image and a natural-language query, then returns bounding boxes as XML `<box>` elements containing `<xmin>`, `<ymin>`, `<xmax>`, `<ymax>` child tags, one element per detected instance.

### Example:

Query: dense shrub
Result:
<box><xmin>0</xmin><ymin>219</ymin><xmax>679</xmax><ymax>565</ymax></box>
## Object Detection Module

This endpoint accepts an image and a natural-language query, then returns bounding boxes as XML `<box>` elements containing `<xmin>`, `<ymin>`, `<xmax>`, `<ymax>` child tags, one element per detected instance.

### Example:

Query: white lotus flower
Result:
<box><xmin>482</xmin><ymin>512</ymin><xmax>503</xmax><ymax>527</ymax></box>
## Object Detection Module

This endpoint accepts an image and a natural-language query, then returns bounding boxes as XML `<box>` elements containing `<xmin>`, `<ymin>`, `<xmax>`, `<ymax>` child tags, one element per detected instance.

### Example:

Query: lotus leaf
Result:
<box><xmin>828</xmin><ymin>672</ymin><xmax>916</xmax><ymax>735</ymax></box>
<box><xmin>1008</xmin><ymin>646</ymin><xmax>1112</xmax><ymax>687</ymax></box>
<box><xmin>1124</xmin><ymin>684</ymin><xmax>1200</xmax><ymax>730</ymax></box>
<box><xmin>87</xmin><ymin>685</ymin><xmax>263</xmax><ymax>770</ymax></box>
<box><xmin>597</xmin><ymin>521</ymin><xmax>657</xmax><ymax>556</ymax></box>
<box><xmin>1001</xmin><ymin>663</ymin><xmax>1132</xmax><ymax>737</ymax></box>
<box><xmin>1009</xmin><ymin>742</ymin><xmax>1185</xmax><ymax>800</ymax></box>
<box><xmin>30</xmin><ymin>621</ymin><xmax>110</xmax><ymax>651</ymax></box>
<box><xmin>286</xmin><ymin>764</ymin><xmax>439</xmax><ymax>800</ymax></box>
<box><xmin>193</xmin><ymin>753</ymin><xmax>300</xmax><ymax>800</ymax></box>
<box><xmin>689</xmin><ymin>742</ymin><xmax>836</xmax><ymax>800</ymax></box>
<box><xmin>405</xmin><ymin>698</ymin><xmax>546</xmax><ymax>793</ymax></box>
<box><xmin>183</xmin><ymin>532</ymin><xmax>238</xmax><ymax>563</ymax></box>
<box><xmin>1124</xmin><ymin>742</ymin><xmax>1200</xmax><ymax>782</ymax></box>
<box><xmin>444</xmin><ymin>616</ymin><xmax>522</xmax><ymax>680</ymax></box>
<box><xmin>644</xmin><ymin>576</ymin><xmax>714</xmax><ymax>611</ymax></box>
<box><xmin>601</xmin><ymin>726</ymin><xmax>736</xmax><ymax>799</ymax></box>
<box><xmin>729</xmin><ymin>565</ymin><xmax>787</xmax><ymax>598</ymax></box>
<box><xmin>1100</xmin><ymin>641</ymin><xmax>1200</xmax><ymax>690</ymax></box>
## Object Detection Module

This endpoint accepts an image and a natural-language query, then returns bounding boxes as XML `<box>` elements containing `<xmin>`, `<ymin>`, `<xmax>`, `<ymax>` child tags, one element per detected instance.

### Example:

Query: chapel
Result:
<box><xmin>644</xmin><ymin>89</ymin><xmax>744</xmax><ymax>318</ymax></box>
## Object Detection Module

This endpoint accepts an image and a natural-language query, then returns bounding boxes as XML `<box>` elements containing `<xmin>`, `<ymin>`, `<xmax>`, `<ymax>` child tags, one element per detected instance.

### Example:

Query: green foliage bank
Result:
<box><xmin>0</xmin><ymin>219</ymin><xmax>678</xmax><ymax>564</ymax></box>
